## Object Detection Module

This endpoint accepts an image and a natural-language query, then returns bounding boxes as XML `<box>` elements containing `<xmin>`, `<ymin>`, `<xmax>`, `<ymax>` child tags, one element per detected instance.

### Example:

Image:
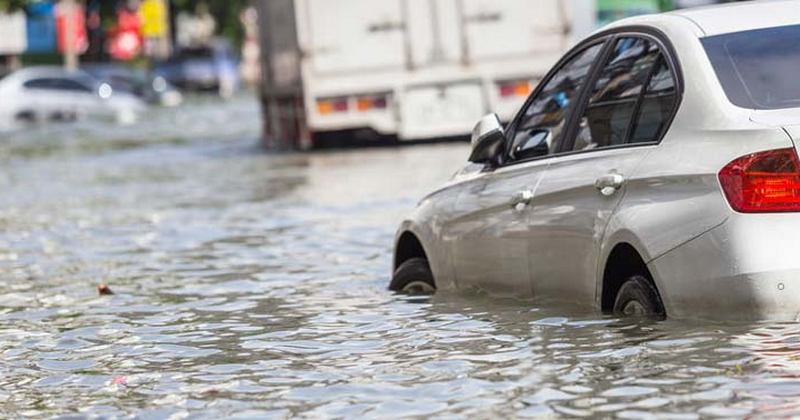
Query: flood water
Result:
<box><xmin>3</xmin><ymin>95</ymin><xmax>800</xmax><ymax>418</ymax></box>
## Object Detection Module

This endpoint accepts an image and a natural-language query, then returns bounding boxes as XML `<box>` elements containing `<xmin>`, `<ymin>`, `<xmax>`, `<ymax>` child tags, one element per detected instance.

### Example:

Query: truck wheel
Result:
<box><xmin>389</xmin><ymin>258</ymin><xmax>436</xmax><ymax>295</ymax></box>
<box><xmin>613</xmin><ymin>275</ymin><xmax>665</xmax><ymax>318</ymax></box>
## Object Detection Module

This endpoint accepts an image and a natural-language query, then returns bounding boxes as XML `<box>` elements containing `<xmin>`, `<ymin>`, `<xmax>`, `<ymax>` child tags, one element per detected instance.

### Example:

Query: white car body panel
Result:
<box><xmin>0</xmin><ymin>67</ymin><xmax>146</xmax><ymax>128</ymax></box>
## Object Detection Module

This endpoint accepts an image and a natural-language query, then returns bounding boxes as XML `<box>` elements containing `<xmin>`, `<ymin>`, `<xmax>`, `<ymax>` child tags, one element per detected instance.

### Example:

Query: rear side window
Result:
<box><xmin>23</xmin><ymin>78</ymin><xmax>53</xmax><ymax>90</ymax></box>
<box><xmin>572</xmin><ymin>36</ymin><xmax>677</xmax><ymax>151</ymax></box>
<box><xmin>23</xmin><ymin>77</ymin><xmax>92</xmax><ymax>93</ymax></box>
<box><xmin>703</xmin><ymin>24</ymin><xmax>800</xmax><ymax>110</ymax></box>
<box><xmin>52</xmin><ymin>78</ymin><xmax>92</xmax><ymax>93</ymax></box>
<box><xmin>630</xmin><ymin>57</ymin><xmax>676</xmax><ymax>143</ymax></box>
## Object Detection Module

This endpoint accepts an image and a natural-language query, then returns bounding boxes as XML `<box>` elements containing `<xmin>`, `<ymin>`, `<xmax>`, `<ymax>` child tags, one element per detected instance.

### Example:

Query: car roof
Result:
<box><xmin>1</xmin><ymin>66</ymin><xmax>101</xmax><ymax>88</ymax></box>
<box><xmin>669</xmin><ymin>0</ymin><xmax>800</xmax><ymax>36</ymax></box>
<box><xmin>602</xmin><ymin>0</ymin><xmax>800</xmax><ymax>38</ymax></box>
<box><xmin>12</xmin><ymin>66</ymin><xmax>93</xmax><ymax>80</ymax></box>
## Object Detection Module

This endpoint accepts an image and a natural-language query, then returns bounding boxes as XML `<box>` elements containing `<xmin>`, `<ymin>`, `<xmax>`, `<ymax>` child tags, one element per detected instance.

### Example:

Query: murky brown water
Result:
<box><xmin>3</xmin><ymin>95</ymin><xmax>800</xmax><ymax>418</ymax></box>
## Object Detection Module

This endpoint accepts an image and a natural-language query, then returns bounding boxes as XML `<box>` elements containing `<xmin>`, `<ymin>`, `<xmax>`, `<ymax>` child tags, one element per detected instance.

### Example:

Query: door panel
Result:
<box><xmin>527</xmin><ymin>148</ymin><xmax>651</xmax><ymax>303</ymax></box>
<box><xmin>525</xmin><ymin>35</ymin><xmax>675</xmax><ymax>305</ymax></box>
<box><xmin>445</xmin><ymin>161</ymin><xmax>548</xmax><ymax>297</ymax></box>
<box><xmin>443</xmin><ymin>40</ymin><xmax>606</xmax><ymax>298</ymax></box>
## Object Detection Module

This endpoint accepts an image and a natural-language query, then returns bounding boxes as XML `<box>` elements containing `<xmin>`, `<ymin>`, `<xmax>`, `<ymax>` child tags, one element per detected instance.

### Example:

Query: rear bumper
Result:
<box><xmin>306</xmin><ymin>108</ymin><xmax>398</xmax><ymax>137</ymax></box>
<box><xmin>649</xmin><ymin>213</ymin><xmax>800</xmax><ymax>320</ymax></box>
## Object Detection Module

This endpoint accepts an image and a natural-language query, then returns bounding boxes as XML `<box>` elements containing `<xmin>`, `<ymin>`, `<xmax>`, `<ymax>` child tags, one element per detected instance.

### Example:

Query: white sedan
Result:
<box><xmin>0</xmin><ymin>66</ymin><xmax>146</xmax><ymax>128</ymax></box>
<box><xmin>390</xmin><ymin>1</ymin><xmax>800</xmax><ymax>320</ymax></box>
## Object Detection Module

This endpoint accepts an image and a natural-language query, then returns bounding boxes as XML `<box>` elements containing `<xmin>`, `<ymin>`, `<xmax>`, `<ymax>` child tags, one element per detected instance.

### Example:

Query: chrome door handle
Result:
<box><xmin>594</xmin><ymin>173</ymin><xmax>625</xmax><ymax>197</ymax></box>
<box><xmin>511</xmin><ymin>189</ymin><xmax>534</xmax><ymax>211</ymax></box>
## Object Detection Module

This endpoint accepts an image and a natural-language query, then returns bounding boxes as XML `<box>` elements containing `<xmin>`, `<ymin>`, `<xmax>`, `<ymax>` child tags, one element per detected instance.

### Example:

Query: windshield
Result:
<box><xmin>703</xmin><ymin>24</ymin><xmax>800</xmax><ymax>110</ymax></box>
<box><xmin>178</xmin><ymin>48</ymin><xmax>214</xmax><ymax>60</ymax></box>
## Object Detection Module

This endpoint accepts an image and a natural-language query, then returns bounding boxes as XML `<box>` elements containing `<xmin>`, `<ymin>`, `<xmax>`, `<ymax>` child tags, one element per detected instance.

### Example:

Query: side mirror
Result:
<box><xmin>512</xmin><ymin>128</ymin><xmax>551</xmax><ymax>161</ymax></box>
<box><xmin>468</xmin><ymin>113</ymin><xmax>507</xmax><ymax>165</ymax></box>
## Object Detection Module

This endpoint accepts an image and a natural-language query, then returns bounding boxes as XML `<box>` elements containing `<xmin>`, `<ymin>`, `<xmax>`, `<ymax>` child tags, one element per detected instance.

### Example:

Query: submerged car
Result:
<box><xmin>152</xmin><ymin>40</ymin><xmax>239</xmax><ymax>98</ymax></box>
<box><xmin>82</xmin><ymin>64</ymin><xmax>183</xmax><ymax>107</ymax></box>
<box><xmin>0</xmin><ymin>66</ymin><xmax>146</xmax><ymax>126</ymax></box>
<box><xmin>390</xmin><ymin>1</ymin><xmax>800</xmax><ymax>320</ymax></box>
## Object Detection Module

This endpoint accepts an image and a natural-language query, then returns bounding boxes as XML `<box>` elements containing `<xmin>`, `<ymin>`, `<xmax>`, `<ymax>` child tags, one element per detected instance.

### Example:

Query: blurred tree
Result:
<box><xmin>0</xmin><ymin>0</ymin><xmax>27</xmax><ymax>12</ymax></box>
<box><xmin>171</xmin><ymin>0</ymin><xmax>249</xmax><ymax>47</ymax></box>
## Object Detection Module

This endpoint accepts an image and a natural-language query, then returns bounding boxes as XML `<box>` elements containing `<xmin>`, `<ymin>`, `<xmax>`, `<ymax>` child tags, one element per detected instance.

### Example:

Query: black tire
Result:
<box><xmin>613</xmin><ymin>275</ymin><xmax>665</xmax><ymax>319</ymax></box>
<box><xmin>389</xmin><ymin>258</ymin><xmax>436</xmax><ymax>295</ymax></box>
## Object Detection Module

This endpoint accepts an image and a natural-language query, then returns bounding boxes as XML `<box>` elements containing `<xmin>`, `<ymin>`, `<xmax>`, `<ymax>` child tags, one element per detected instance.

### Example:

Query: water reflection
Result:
<box><xmin>2</xmin><ymin>95</ymin><xmax>800</xmax><ymax>417</ymax></box>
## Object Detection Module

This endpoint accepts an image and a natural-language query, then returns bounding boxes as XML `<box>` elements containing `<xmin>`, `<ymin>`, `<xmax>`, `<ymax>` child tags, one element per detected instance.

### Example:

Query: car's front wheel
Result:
<box><xmin>613</xmin><ymin>275</ymin><xmax>665</xmax><ymax>319</ymax></box>
<box><xmin>389</xmin><ymin>258</ymin><xmax>436</xmax><ymax>295</ymax></box>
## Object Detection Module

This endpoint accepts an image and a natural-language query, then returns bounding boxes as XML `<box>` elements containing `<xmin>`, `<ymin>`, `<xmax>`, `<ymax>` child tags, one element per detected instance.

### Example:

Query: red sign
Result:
<box><xmin>55</xmin><ymin>2</ymin><xmax>89</xmax><ymax>54</ymax></box>
<box><xmin>108</xmin><ymin>8</ymin><xmax>143</xmax><ymax>60</ymax></box>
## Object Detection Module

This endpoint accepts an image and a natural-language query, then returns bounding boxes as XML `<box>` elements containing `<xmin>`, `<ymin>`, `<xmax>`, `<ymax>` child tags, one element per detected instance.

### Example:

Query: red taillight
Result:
<box><xmin>719</xmin><ymin>148</ymin><xmax>800</xmax><ymax>213</ymax></box>
<box><xmin>498</xmin><ymin>80</ymin><xmax>531</xmax><ymax>98</ymax></box>
<box><xmin>316</xmin><ymin>97</ymin><xmax>349</xmax><ymax>114</ymax></box>
<box><xmin>355</xmin><ymin>95</ymin><xmax>388</xmax><ymax>112</ymax></box>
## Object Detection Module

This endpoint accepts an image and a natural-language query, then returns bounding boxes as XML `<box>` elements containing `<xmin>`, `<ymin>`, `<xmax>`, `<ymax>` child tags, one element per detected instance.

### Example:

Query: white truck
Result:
<box><xmin>256</xmin><ymin>0</ymin><xmax>597</xmax><ymax>148</ymax></box>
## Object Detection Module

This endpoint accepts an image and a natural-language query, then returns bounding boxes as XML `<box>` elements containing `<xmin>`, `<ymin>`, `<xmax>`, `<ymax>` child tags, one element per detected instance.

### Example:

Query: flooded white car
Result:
<box><xmin>391</xmin><ymin>1</ymin><xmax>800</xmax><ymax>320</ymax></box>
<box><xmin>0</xmin><ymin>66</ymin><xmax>146</xmax><ymax>129</ymax></box>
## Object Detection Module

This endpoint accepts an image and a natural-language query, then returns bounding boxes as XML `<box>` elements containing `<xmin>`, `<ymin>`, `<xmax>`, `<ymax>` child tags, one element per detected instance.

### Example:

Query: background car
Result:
<box><xmin>82</xmin><ymin>63</ymin><xmax>183</xmax><ymax>107</ymax></box>
<box><xmin>0</xmin><ymin>66</ymin><xmax>146</xmax><ymax>127</ymax></box>
<box><xmin>390</xmin><ymin>1</ymin><xmax>800</xmax><ymax>321</ymax></box>
<box><xmin>152</xmin><ymin>39</ymin><xmax>240</xmax><ymax>98</ymax></box>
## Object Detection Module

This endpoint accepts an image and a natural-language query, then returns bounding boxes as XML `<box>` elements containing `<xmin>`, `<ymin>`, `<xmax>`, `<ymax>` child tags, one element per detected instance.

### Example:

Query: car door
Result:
<box><xmin>527</xmin><ymin>35</ymin><xmax>679</xmax><ymax>304</ymax></box>
<box><xmin>56</xmin><ymin>77</ymin><xmax>103</xmax><ymax>118</ymax></box>
<box><xmin>20</xmin><ymin>78</ymin><xmax>59</xmax><ymax>119</ymax></box>
<box><xmin>444</xmin><ymin>41</ymin><xmax>606</xmax><ymax>297</ymax></box>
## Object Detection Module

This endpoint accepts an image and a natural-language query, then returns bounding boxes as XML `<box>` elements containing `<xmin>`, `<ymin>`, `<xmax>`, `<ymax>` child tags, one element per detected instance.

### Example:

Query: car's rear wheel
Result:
<box><xmin>389</xmin><ymin>258</ymin><xmax>436</xmax><ymax>295</ymax></box>
<box><xmin>613</xmin><ymin>275</ymin><xmax>665</xmax><ymax>319</ymax></box>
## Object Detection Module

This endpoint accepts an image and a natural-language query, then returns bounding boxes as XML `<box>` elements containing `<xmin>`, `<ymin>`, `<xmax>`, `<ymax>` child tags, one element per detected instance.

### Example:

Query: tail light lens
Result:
<box><xmin>719</xmin><ymin>148</ymin><xmax>800</xmax><ymax>213</ymax></box>
<box><xmin>355</xmin><ymin>94</ymin><xmax>388</xmax><ymax>112</ymax></box>
<box><xmin>498</xmin><ymin>80</ymin><xmax>532</xmax><ymax>98</ymax></box>
<box><xmin>316</xmin><ymin>97</ymin><xmax>349</xmax><ymax>115</ymax></box>
<box><xmin>317</xmin><ymin>94</ymin><xmax>389</xmax><ymax>114</ymax></box>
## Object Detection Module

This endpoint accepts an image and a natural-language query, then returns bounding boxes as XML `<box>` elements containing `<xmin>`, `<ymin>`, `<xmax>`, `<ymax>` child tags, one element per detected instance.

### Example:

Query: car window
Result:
<box><xmin>23</xmin><ymin>77</ymin><xmax>92</xmax><ymax>93</ymax></box>
<box><xmin>53</xmin><ymin>78</ymin><xmax>93</xmax><ymax>93</ymax></box>
<box><xmin>572</xmin><ymin>37</ymin><xmax>661</xmax><ymax>151</ymax></box>
<box><xmin>507</xmin><ymin>42</ymin><xmax>605</xmax><ymax>162</ymax></box>
<box><xmin>703</xmin><ymin>24</ymin><xmax>800</xmax><ymax>110</ymax></box>
<box><xmin>629</xmin><ymin>56</ymin><xmax>677</xmax><ymax>143</ymax></box>
<box><xmin>23</xmin><ymin>78</ymin><xmax>53</xmax><ymax>90</ymax></box>
<box><xmin>179</xmin><ymin>47</ymin><xmax>213</xmax><ymax>60</ymax></box>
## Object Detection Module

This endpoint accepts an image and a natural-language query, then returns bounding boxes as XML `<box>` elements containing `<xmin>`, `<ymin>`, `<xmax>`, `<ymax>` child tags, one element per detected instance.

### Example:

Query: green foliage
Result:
<box><xmin>171</xmin><ymin>0</ymin><xmax>250</xmax><ymax>47</ymax></box>
<box><xmin>0</xmin><ymin>0</ymin><xmax>28</xmax><ymax>12</ymax></box>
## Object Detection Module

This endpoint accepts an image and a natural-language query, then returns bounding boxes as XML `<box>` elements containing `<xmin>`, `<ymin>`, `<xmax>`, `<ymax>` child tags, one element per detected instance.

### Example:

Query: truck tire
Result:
<box><xmin>613</xmin><ymin>275</ymin><xmax>665</xmax><ymax>319</ymax></box>
<box><xmin>389</xmin><ymin>258</ymin><xmax>436</xmax><ymax>294</ymax></box>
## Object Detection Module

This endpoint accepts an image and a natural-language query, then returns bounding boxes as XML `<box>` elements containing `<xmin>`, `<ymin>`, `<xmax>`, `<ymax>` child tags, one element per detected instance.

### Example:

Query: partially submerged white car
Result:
<box><xmin>390</xmin><ymin>1</ymin><xmax>800</xmax><ymax>320</ymax></box>
<box><xmin>0</xmin><ymin>66</ymin><xmax>146</xmax><ymax>127</ymax></box>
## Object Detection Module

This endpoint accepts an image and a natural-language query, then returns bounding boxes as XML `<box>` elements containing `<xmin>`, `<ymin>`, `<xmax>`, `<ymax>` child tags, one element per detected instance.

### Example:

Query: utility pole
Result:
<box><xmin>63</xmin><ymin>0</ymin><xmax>79</xmax><ymax>70</ymax></box>
<box><xmin>160</xmin><ymin>0</ymin><xmax>172</xmax><ymax>59</ymax></box>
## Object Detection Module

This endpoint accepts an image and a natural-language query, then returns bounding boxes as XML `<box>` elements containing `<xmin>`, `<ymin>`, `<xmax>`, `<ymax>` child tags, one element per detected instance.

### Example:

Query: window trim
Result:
<box><xmin>565</xmin><ymin>32</ymin><xmax>679</xmax><ymax>153</ymax></box>
<box><xmin>502</xmin><ymin>38</ymin><xmax>612</xmax><ymax>164</ymax></box>
<box><xmin>498</xmin><ymin>25</ymin><xmax>684</xmax><ymax>169</ymax></box>
<box><xmin>622</xmin><ymin>53</ymin><xmax>663</xmax><ymax>143</ymax></box>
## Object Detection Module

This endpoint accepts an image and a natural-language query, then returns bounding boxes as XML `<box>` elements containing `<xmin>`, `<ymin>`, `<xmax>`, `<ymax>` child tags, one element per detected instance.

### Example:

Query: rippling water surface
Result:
<box><xmin>3</xmin><ymin>95</ymin><xmax>800</xmax><ymax>418</ymax></box>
